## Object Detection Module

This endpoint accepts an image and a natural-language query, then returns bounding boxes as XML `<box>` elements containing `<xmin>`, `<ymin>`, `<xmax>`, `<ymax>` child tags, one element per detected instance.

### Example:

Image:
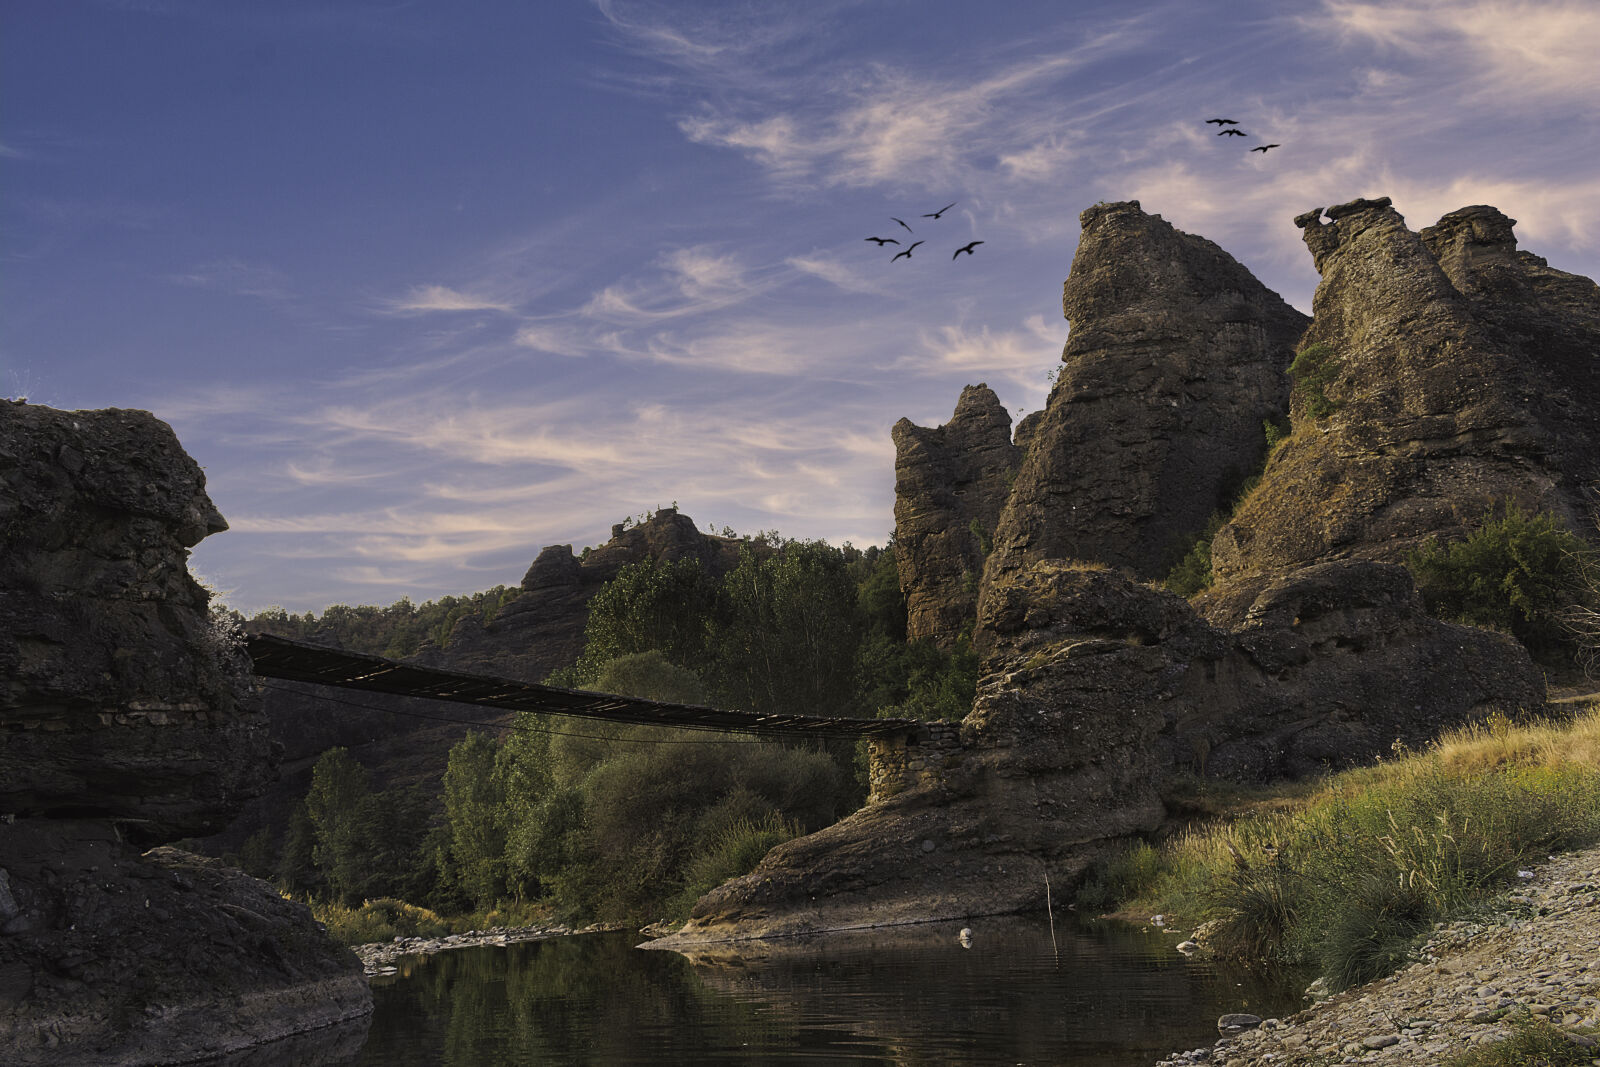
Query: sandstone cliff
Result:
<box><xmin>1204</xmin><ymin>198</ymin><xmax>1600</xmax><ymax>626</ymax></box>
<box><xmin>0</xmin><ymin>401</ymin><xmax>369</xmax><ymax>1064</ymax></box>
<box><xmin>892</xmin><ymin>384</ymin><xmax>1020</xmax><ymax>646</ymax></box>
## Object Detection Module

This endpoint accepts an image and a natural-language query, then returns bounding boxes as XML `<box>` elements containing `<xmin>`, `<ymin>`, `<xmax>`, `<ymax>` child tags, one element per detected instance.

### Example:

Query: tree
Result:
<box><xmin>304</xmin><ymin>747</ymin><xmax>377</xmax><ymax>903</ymax></box>
<box><xmin>443</xmin><ymin>732</ymin><xmax>508</xmax><ymax>910</ymax></box>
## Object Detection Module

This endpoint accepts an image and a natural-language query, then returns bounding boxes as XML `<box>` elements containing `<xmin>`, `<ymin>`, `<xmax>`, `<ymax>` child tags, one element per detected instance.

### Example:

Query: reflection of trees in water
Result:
<box><xmin>356</xmin><ymin>925</ymin><xmax>1304</xmax><ymax>1065</ymax></box>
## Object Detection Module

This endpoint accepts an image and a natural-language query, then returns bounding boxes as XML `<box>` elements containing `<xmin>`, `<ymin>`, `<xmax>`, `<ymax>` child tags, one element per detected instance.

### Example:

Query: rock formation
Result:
<box><xmin>0</xmin><ymin>401</ymin><xmax>272</xmax><ymax>841</ymax></box>
<box><xmin>654</xmin><ymin>558</ymin><xmax>1540</xmax><ymax>946</ymax></box>
<box><xmin>982</xmin><ymin>201</ymin><xmax>1308</xmax><ymax>598</ymax></box>
<box><xmin>891</xmin><ymin>385</ymin><xmax>1020</xmax><ymax>646</ymax></box>
<box><xmin>1204</xmin><ymin>198</ymin><xmax>1600</xmax><ymax>626</ymax></box>
<box><xmin>0</xmin><ymin>400</ymin><xmax>369</xmax><ymax>1064</ymax></box>
<box><xmin>654</xmin><ymin>194</ymin><xmax>1582</xmax><ymax>947</ymax></box>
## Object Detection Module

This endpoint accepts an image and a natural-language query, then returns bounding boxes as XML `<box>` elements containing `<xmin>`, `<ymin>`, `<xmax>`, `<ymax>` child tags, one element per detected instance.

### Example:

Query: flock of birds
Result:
<box><xmin>861</xmin><ymin>119</ymin><xmax>1279</xmax><ymax>264</ymax></box>
<box><xmin>863</xmin><ymin>202</ymin><xmax>983</xmax><ymax>263</ymax></box>
<box><xmin>1206</xmin><ymin>117</ymin><xmax>1279</xmax><ymax>153</ymax></box>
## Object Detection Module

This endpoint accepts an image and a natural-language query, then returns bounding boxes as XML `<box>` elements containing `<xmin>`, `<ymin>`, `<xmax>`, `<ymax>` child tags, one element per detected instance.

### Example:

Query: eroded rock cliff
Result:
<box><xmin>0</xmin><ymin>401</ymin><xmax>369</xmax><ymax>1065</ymax></box>
<box><xmin>892</xmin><ymin>385</ymin><xmax>1020</xmax><ymax>646</ymax></box>
<box><xmin>1204</xmin><ymin>198</ymin><xmax>1600</xmax><ymax>625</ymax></box>
<box><xmin>984</xmin><ymin>200</ymin><xmax>1307</xmax><ymax>595</ymax></box>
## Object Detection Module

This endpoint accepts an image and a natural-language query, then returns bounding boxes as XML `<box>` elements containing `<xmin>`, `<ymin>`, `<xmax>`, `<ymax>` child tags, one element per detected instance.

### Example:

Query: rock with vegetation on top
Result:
<box><xmin>892</xmin><ymin>384</ymin><xmax>1021</xmax><ymax>647</ymax></box>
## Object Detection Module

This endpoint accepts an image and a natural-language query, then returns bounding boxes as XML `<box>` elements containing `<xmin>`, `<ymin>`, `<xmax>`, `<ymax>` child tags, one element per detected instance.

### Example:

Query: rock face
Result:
<box><xmin>1205</xmin><ymin>198</ymin><xmax>1600</xmax><ymax>625</ymax></box>
<box><xmin>655</xmin><ymin>557</ymin><xmax>1543</xmax><ymax>945</ymax></box>
<box><xmin>892</xmin><ymin>385</ymin><xmax>1021</xmax><ymax>646</ymax></box>
<box><xmin>0</xmin><ymin>401</ymin><xmax>369</xmax><ymax>1063</ymax></box>
<box><xmin>983</xmin><ymin>201</ymin><xmax>1307</xmax><ymax>596</ymax></box>
<box><xmin>0</xmin><ymin>401</ymin><xmax>272</xmax><ymax>843</ymax></box>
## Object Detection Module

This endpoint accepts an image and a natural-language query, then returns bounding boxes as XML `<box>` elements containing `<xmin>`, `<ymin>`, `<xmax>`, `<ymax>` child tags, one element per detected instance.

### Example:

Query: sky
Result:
<box><xmin>4</xmin><ymin>0</ymin><xmax>1598</xmax><ymax>615</ymax></box>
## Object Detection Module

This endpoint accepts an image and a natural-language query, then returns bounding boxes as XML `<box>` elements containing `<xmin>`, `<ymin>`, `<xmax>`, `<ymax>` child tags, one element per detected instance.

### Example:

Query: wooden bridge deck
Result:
<box><xmin>246</xmin><ymin>633</ymin><xmax>916</xmax><ymax>739</ymax></box>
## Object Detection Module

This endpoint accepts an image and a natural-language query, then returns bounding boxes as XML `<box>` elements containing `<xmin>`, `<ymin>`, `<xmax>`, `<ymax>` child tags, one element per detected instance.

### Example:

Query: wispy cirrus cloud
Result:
<box><xmin>167</xmin><ymin>258</ymin><xmax>294</xmax><ymax>301</ymax></box>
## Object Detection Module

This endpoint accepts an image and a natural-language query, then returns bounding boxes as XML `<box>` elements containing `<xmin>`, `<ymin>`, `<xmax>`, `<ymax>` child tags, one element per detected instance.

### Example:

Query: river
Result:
<box><xmin>308</xmin><ymin>917</ymin><xmax>1302</xmax><ymax>1065</ymax></box>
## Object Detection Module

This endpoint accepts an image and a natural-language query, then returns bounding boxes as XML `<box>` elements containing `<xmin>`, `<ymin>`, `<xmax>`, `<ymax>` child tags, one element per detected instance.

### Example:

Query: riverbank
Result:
<box><xmin>352</xmin><ymin>922</ymin><xmax>625</xmax><ymax>975</ymax></box>
<box><xmin>1156</xmin><ymin>843</ymin><xmax>1600</xmax><ymax>1066</ymax></box>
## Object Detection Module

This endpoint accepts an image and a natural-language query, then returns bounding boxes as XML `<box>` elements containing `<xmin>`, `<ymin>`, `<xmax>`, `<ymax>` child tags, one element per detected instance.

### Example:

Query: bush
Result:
<box><xmin>1288</xmin><ymin>342</ymin><xmax>1341</xmax><ymax>418</ymax></box>
<box><xmin>1445</xmin><ymin>1012</ymin><xmax>1600</xmax><ymax>1066</ymax></box>
<box><xmin>1406</xmin><ymin>502</ymin><xmax>1596</xmax><ymax>662</ymax></box>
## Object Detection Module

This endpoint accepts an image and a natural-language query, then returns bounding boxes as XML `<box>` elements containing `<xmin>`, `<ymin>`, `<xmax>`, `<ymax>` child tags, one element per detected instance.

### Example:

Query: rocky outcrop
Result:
<box><xmin>892</xmin><ymin>385</ymin><xmax>1021</xmax><ymax>646</ymax></box>
<box><xmin>421</xmin><ymin>507</ymin><xmax>748</xmax><ymax>679</ymax></box>
<box><xmin>653</xmin><ymin>556</ymin><xmax>1543</xmax><ymax>946</ymax></box>
<box><xmin>0</xmin><ymin>401</ymin><xmax>369</xmax><ymax>1063</ymax></box>
<box><xmin>0</xmin><ymin>401</ymin><xmax>272</xmax><ymax>843</ymax></box>
<box><xmin>0</xmin><ymin>822</ymin><xmax>370</xmax><ymax>1066</ymax></box>
<box><xmin>982</xmin><ymin>201</ymin><xmax>1307</xmax><ymax>595</ymax></box>
<box><xmin>1205</xmin><ymin>198</ymin><xmax>1600</xmax><ymax>626</ymax></box>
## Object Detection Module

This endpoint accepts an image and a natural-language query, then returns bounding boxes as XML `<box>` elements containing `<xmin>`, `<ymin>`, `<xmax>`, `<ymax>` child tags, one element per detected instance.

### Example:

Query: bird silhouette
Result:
<box><xmin>1251</xmin><ymin>143</ymin><xmax>1281</xmax><ymax>153</ymax></box>
<box><xmin>864</xmin><ymin>236</ymin><xmax>900</xmax><ymax>246</ymax></box>
<box><xmin>891</xmin><ymin>240</ymin><xmax>924</xmax><ymax>262</ymax></box>
<box><xmin>922</xmin><ymin>202</ymin><xmax>957</xmax><ymax>219</ymax></box>
<box><xmin>891</xmin><ymin>217</ymin><xmax>914</xmax><ymax>233</ymax></box>
<box><xmin>952</xmin><ymin>241</ymin><xmax>984</xmax><ymax>259</ymax></box>
<box><xmin>1219</xmin><ymin>129</ymin><xmax>1246</xmax><ymax>137</ymax></box>
<box><xmin>1205</xmin><ymin>118</ymin><xmax>1239</xmax><ymax>125</ymax></box>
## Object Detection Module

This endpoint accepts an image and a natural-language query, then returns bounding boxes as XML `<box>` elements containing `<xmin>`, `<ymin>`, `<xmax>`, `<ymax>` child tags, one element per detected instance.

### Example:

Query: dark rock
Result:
<box><xmin>892</xmin><ymin>385</ymin><xmax>1021</xmax><ymax>646</ymax></box>
<box><xmin>982</xmin><ymin>200</ymin><xmax>1307</xmax><ymax>599</ymax></box>
<box><xmin>0</xmin><ymin>401</ymin><xmax>272</xmax><ymax>843</ymax></box>
<box><xmin>0</xmin><ymin>820</ymin><xmax>369</xmax><ymax>1066</ymax></box>
<box><xmin>1218</xmin><ymin>1013</ymin><xmax>1263</xmax><ymax>1033</ymax></box>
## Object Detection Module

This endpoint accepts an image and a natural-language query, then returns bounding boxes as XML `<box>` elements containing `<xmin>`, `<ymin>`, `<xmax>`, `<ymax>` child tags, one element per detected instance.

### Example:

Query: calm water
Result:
<box><xmin>308</xmin><ymin>918</ymin><xmax>1303</xmax><ymax>1066</ymax></box>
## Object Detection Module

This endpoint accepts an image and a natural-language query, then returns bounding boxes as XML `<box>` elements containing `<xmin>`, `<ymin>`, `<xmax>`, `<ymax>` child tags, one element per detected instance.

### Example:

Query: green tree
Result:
<box><xmin>304</xmin><ymin>747</ymin><xmax>377</xmax><ymax>903</ymax></box>
<box><xmin>1406</xmin><ymin>502</ymin><xmax>1596</xmax><ymax>663</ymax></box>
<box><xmin>443</xmin><ymin>732</ymin><xmax>509</xmax><ymax>909</ymax></box>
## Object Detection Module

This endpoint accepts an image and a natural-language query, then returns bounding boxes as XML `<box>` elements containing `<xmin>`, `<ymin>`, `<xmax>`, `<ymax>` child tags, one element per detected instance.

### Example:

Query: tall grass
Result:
<box><xmin>303</xmin><ymin>895</ymin><xmax>554</xmax><ymax>946</ymax></box>
<box><xmin>1079</xmin><ymin>706</ymin><xmax>1600</xmax><ymax>991</ymax></box>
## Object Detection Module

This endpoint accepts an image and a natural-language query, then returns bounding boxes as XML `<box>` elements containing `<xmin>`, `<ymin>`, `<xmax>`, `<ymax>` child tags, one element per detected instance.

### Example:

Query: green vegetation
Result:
<box><xmin>1444</xmin><ymin>1013</ymin><xmax>1600</xmax><ymax>1066</ymax></box>
<box><xmin>1077</xmin><ymin>706</ymin><xmax>1600</xmax><ymax>991</ymax></box>
<box><xmin>1405</xmin><ymin>502</ymin><xmax>1597</xmax><ymax>664</ymax></box>
<box><xmin>246</xmin><ymin>586</ymin><xmax>518</xmax><ymax>659</ymax></box>
<box><xmin>1287</xmin><ymin>341</ymin><xmax>1342</xmax><ymax>418</ymax></box>
<box><xmin>237</xmin><ymin>534</ymin><xmax>982</xmax><ymax>931</ymax></box>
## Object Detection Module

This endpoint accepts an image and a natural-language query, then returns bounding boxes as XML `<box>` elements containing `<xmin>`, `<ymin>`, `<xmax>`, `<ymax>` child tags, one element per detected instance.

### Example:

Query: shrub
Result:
<box><xmin>1444</xmin><ymin>1012</ymin><xmax>1600</xmax><ymax>1066</ymax></box>
<box><xmin>1406</xmin><ymin>502</ymin><xmax>1596</xmax><ymax>662</ymax></box>
<box><xmin>1288</xmin><ymin>342</ymin><xmax>1341</xmax><ymax>418</ymax></box>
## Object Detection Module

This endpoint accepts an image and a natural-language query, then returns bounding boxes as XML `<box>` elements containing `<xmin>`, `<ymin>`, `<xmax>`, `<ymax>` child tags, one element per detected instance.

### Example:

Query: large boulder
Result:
<box><xmin>892</xmin><ymin>384</ymin><xmax>1021</xmax><ymax>646</ymax></box>
<box><xmin>0</xmin><ymin>401</ymin><xmax>272</xmax><ymax>843</ymax></box>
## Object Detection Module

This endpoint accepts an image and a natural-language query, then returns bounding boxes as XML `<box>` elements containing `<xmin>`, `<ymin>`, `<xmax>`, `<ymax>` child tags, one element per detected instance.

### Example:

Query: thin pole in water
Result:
<box><xmin>1044</xmin><ymin>866</ymin><xmax>1060</xmax><ymax>965</ymax></box>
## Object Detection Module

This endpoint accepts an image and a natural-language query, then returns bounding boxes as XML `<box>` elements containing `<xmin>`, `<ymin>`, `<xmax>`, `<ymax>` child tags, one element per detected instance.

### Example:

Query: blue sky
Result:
<box><xmin>5</xmin><ymin>0</ymin><xmax>1597</xmax><ymax>614</ymax></box>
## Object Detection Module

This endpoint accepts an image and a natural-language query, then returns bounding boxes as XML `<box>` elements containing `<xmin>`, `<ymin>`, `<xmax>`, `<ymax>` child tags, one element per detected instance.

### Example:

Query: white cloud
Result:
<box><xmin>1314</xmin><ymin>0</ymin><xmax>1600</xmax><ymax>103</ymax></box>
<box><xmin>786</xmin><ymin>253</ymin><xmax>881</xmax><ymax>294</ymax></box>
<box><xmin>167</xmin><ymin>258</ymin><xmax>293</xmax><ymax>301</ymax></box>
<box><xmin>387</xmin><ymin>285</ymin><xmax>516</xmax><ymax>314</ymax></box>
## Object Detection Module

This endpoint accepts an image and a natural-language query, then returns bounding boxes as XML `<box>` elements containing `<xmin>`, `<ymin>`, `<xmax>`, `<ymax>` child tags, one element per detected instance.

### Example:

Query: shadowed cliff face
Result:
<box><xmin>0</xmin><ymin>400</ymin><xmax>272</xmax><ymax>843</ymax></box>
<box><xmin>982</xmin><ymin>200</ymin><xmax>1307</xmax><ymax>598</ymax></box>
<box><xmin>892</xmin><ymin>384</ymin><xmax>1020</xmax><ymax>647</ymax></box>
<box><xmin>1204</xmin><ymin>198</ymin><xmax>1600</xmax><ymax>626</ymax></box>
<box><xmin>0</xmin><ymin>401</ymin><xmax>370</xmax><ymax>1064</ymax></box>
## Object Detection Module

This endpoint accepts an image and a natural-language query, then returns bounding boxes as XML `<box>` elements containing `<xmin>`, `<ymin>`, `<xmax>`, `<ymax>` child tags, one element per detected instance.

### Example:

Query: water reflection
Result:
<box><xmin>345</xmin><ymin>920</ymin><xmax>1302</xmax><ymax>1066</ymax></box>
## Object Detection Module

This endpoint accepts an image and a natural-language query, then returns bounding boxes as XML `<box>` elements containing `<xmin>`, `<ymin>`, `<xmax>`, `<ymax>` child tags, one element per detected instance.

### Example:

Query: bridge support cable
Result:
<box><xmin>245</xmin><ymin>633</ymin><xmax>914</xmax><ymax>740</ymax></box>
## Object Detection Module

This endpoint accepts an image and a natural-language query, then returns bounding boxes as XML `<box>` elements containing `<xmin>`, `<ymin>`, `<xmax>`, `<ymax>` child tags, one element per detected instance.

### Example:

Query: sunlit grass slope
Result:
<box><xmin>1077</xmin><ymin>705</ymin><xmax>1600</xmax><ymax>991</ymax></box>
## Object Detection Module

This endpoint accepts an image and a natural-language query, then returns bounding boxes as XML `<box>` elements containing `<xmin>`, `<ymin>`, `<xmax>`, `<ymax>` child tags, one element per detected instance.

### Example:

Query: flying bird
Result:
<box><xmin>1205</xmin><ymin>118</ymin><xmax>1239</xmax><ymax>125</ymax></box>
<box><xmin>864</xmin><ymin>236</ymin><xmax>901</xmax><ymax>246</ymax></box>
<box><xmin>952</xmin><ymin>241</ymin><xmax>984</xmax><ymax>259</ymax></box>
<box><xmin>891</xmin><ymin>240</ymin><xmax>924</xmax><ymax>262</ymax></box>
<box><xmin>891</xmin><ymin>217</ymin><xmax>914</xmax><ymax>233</ymax></box>
<box><xmin>1219</xmin><ymin>128</ymin><xmax>1247</xmax><ymax>137</ymax></box>
<box><xmin>1251</xmin><ymin>143</ymin><xmax>1281</xmax><ymax>153</ymax></box>
<box><xmin>922</xmin><ymin>202</ymin><xmax>957</xmax><ymax>219</ymax></box>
